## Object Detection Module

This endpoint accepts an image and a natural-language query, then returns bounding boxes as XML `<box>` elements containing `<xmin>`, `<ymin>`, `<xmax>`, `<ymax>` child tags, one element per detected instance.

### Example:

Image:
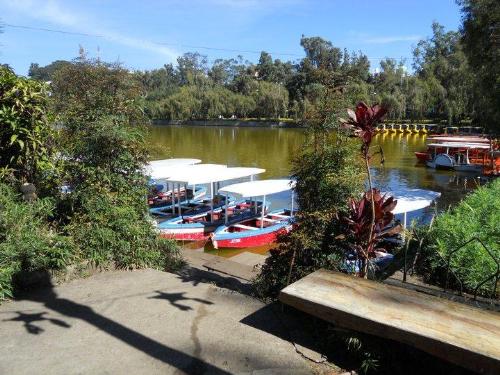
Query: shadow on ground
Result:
<box><xmin>12</xmin><ymin>271</ymin><xmax>231</xmax><ymax>375</ymax></box>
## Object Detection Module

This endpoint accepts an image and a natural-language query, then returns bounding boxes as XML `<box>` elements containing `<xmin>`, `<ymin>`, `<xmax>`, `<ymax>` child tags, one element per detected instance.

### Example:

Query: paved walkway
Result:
<box><xmin>0</xmin><ymin>268</ymin><xmax>328</xmax><ymax>375</ymax></box>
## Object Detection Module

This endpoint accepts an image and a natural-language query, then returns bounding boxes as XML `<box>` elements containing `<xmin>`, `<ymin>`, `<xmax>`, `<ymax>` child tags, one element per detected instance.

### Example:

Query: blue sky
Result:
<box><xmin>0</xmin><ymin>0</ymin><xmax>462</xmax><ymax>75</ymax></box>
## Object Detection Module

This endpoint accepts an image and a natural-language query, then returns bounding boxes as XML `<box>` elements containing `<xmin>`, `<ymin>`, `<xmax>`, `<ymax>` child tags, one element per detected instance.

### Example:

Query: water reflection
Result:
<box><xmin>148</xmin><ymin>126</ymin><xmax>480</xmax><ymax>255</ymax></box>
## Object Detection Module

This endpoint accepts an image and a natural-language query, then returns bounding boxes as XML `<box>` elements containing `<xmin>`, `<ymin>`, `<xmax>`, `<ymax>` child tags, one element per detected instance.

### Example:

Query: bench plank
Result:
<box><xmin>279</xmin><ymin>269</ymin><xmax>500</xmax><ymax>374</ymax></box>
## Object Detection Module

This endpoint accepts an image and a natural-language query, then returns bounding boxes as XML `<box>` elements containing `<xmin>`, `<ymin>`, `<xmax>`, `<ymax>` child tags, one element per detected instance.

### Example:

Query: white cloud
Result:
<box><xmin>0</xmin><ymin>0</ymin><xmax>179</xmax><ymax>60</ymax></box>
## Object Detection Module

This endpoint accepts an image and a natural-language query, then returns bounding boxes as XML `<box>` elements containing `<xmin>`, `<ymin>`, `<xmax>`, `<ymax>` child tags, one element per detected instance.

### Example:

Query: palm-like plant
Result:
<box><xmin>345</xmin><ymin>189</ymin><xmax>401</xmax><ymax>277</ymax></box>
<box><xmin>340</xmin><ymin>102</ymin><xmax>391</xmax><ymax>277</ymax></box>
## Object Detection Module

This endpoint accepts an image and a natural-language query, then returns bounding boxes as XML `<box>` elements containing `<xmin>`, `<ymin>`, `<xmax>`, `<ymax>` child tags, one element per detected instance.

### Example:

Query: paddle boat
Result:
<box><xmin>211</xmin><ymin>179</ymin><xmax>296</xmax><ymax>249</ymax></box>
<box><xmin>409</xmin><ymin>124</ymin><xmax>419</xmax><ymax>134</ymax></box>
<box><xmin>417</xmin><ymin>124</ymin><xmax>427</xmax><ymax>135</ymax></box>
<box><xmin>425</xmin><ymin>142</ymin><xmax>491</xmax><ymax>173</ymax></box>
<box><xmin>394</xmin><ymin>124</ymin><xmax>403</xmax><ymax>134</ymax></box>
<box><xmin>400</xmin><ymin>124</ymin><xmax>410</xmax><ymax>134</ymax></box>
<box><xmin>375</xmin><ymin>124</ymin><xmax>387</xmax><ymax>134</ymax></box>
<box><xmin>157</xmin><ymin>166</ymin><xmax>266</xmax><ymax>241</ymax></box>
<box><xmin>146</xmin><ymin>158</ymin><xmax>207</xmax><ymax>216</ymax></box>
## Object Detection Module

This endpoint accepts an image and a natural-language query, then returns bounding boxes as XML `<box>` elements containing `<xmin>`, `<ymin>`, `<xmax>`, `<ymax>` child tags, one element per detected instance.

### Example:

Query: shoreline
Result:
<box><xmin>151</xmin><ymin>119</ymin><xmax>303</xmax><ymax>128</ymax></box>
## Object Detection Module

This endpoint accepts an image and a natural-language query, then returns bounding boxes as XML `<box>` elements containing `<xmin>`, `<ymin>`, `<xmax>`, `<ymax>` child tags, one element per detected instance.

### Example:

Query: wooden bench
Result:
<box><xmin>279</xmin><ymin>269</ymin><xmax>500</xmax><ymax>374</ymax></box>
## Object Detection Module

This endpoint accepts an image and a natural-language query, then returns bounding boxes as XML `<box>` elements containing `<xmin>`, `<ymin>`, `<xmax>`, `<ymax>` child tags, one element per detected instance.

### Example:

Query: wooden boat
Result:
<box><xmin>212</xmin><ymin>179</ymin><xmax>296</xmax><ymax>249</ymax></box>
<box><xmin>156</xmin><ymin>165</ymin><xmax>266</xmax><ymax>241</ymax></box>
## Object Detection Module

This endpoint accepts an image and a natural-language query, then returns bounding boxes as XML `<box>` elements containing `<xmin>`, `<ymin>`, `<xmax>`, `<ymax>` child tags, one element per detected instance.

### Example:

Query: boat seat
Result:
<box><xmin>261</xmin><ymin>217</ymin><xmax>279</xmax><ymax>223</ymax></box>
<box><xmin>270</xmin><ymin>214</ymin><xmax>288</xmax><ymax>219</ymax></box>
<box><xmin>233</xmin><ymin>224</ymin><xmax>258</xmax><ymax>231</ymax></box>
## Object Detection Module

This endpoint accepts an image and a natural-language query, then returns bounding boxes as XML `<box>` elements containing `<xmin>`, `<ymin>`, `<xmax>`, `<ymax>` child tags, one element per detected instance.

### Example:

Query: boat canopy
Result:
<box><xmin>427</xmin><ymin>142</ymin><xmax>490</xmax><ymax>149</ymax></box>
<box><xmin>427</xmin><ymin>136</ymin><xmax>490</xmax><ymax>144</ymax></box>
<box><xmin>219</xmin><ymin>179</ymin><xmax>296</xmax><ymax>198</ymax></box>
<box><xmin>166</xmin><ymin>165</ymin><xmax>264</xmax><ymax>185</ymax></box>
<box><xmin>384</xmin><ymin>188</ymin><xmax>441</xmax><ymax>215</ymax></box>
<box><xmin>146</xmin><ymin>158</ymin><xmax>202</xmax><ymax>180</ymax></box>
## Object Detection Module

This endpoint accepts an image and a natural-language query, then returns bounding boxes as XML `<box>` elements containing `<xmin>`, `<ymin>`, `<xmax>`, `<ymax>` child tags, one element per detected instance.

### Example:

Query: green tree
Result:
<box><xmin>0</xmin><ymin>67</ymin><xmax>55</xmax><ymax>183</ymax></box>
<box><xmin>458</xmin><ymin>0</ymin><xmax>500</xmax><ymax>133</ymax></box>
<box><xmin>28</xmin><ymin>60</ymin><xmax>72</xmax><ymax>81</ymax></box>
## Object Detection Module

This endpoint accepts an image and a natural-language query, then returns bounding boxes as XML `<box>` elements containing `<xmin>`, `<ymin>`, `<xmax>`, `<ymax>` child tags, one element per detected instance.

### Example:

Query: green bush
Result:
<box><xmin>254</xmin><ymin>138</ymin><xmax>363</xmax><ymax>298</ymax></box>
<box><xmin>0</xmin><ymin>66</ymin><xmax>56</xmax><ymax>182</ymax></box>
<box><xmin>418</xmin><ymin>179</ymin><xmax>499</xmax><ymax>297</ymax></box>
<box><xmin>0</xmin><ymin>183</ymin><xmax>73</xmax><ymax>300</ymax></box>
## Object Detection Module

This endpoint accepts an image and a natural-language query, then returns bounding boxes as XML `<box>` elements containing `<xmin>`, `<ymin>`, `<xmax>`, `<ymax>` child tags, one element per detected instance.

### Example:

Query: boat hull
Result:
<box><xmin>212</xmin><ymin>225</ymin><xmax>290</xmax><ymax>249</ymax></box>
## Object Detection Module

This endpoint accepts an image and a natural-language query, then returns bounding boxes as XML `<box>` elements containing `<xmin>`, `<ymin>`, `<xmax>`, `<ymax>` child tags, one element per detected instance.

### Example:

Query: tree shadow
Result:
<box><xmin>3</xmin><ymin>311</ymin><xmax>71</xmax><ymax>334</ymax></box>
<box><xmin>148</xmin><ymin>290</ymin><xmax>213</xmax><ymax>311</ymax></box>
<box><xmin>13</xmin><ymin>274</ymin><xmax>231</xmax><ymax>375</ymax></box>
<box><xmin>175</xmin><ymin>266</ymin><xmax>253</xmax><ymax>296</ymax></box>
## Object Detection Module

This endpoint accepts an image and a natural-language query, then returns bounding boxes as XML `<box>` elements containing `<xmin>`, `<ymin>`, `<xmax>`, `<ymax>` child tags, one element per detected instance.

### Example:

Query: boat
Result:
<box><xmin>444</xmin><ymin>126</ymin><xmax>459</xmax><ymax>135</ymax></box>
<box><xmin>409</xmin><ymin>124</ymin><xmax>419</xmax><ymax>134</ymax></box>
<box><xmin>212</xmin><ymin>179</ymin><xmax>296</xmax><ymax>249</ymax></box>
<box><xmin>375</xmin><ymin>124</ymin><xmax>387</xmax><ymax>134</ymax></box>
<box><xmin>394</xmin><ymin>124</ymin><xmax>403</xmax><ymax>134</ymax></box>
<box><xmin>146</xmin><ymin>158</ymin><xmax>206</xmax><ymax>216</ymax></box>
<box><xmin>414</xmin><ymin>135</ymin><xmax>495</xmax><ymax>163</ymax></box>
<box><xmin>417</xmin><ymin>124</ymin><xmax>427</xmax><ymax>135</ymax></box>
<box><xmin>387</xmin><ymin>124</ymin><xmax>396</xmax><ymax>134</ymax></box>
<box><xmin>425</xmin><ymin>142</ymin><xmax>491</xmax><ymax>172</ymax></box>
<box><xmin>401</xmin><ymin>124</ymin><xmax>410</xmax><ymax>133</ymax></box>
<box><xmin>157</xmin><ymin>165</ymin><xmax>266</xmax><ymax>241</ymax></box>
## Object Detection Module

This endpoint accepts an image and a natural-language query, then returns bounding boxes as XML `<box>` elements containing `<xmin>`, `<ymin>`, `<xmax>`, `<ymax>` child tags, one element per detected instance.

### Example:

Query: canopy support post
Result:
<box><xmin>225</xmin><ymin>193</ymin><xmax>228</xmax><ymax>225</ymax></box>
<box><xmin>261</xmin><ymin>195</ymin><xmax>266</xmax><ymax>229</ymax></box>
<box><xmin>210</xmin><ymin>182</ymin><xmax>214</xmax><ymax>222</ymax></box>
<box><xmin>178</xmin><ymin>184</ymin><xmax>182</xmax><ymax>217</ymax></box>
<box><xmin>171</xmin><ymin>183</ymin><xmax>176</xmax><ymax>215</ymax></box>
<box><xmin>291</xmin><ymin>190</ymin><xmax>294</xmax><ymax>217</ymax></box>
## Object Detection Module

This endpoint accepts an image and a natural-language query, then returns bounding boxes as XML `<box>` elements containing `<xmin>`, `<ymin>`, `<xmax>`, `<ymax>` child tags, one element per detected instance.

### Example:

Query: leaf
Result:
<box><xmin>9</xmin><ymin>134</ymin><xmax>18</xmax><ymax>145</ymax></box>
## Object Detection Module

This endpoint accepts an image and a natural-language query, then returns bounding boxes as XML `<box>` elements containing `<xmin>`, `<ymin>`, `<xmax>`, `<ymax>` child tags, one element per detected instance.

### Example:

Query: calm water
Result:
<box><xmin>148</xmin><ymin>125</ymin><xmax>479</xmax><ymax>256</ymax></box>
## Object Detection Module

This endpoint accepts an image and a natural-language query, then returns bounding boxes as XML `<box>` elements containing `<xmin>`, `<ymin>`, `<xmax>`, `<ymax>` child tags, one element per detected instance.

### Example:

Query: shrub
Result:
<box><xmin>0</xmin><ymin>66</ymin><xmax>56</xmax><ymax>183</ymax></box>
<box><xmin>417</xmin><ymin>179</ymin><xmax>499</xmax><ymax>297</ymax></box>
<box><xmin>254</xmin><ymin>138</ymin><xmax>363</xmax><ymax>298</ymax></box>
<box><xmin>0</xmin><ymin>183</ymin><xmax>73</xmax><ymax>300</ymax></box>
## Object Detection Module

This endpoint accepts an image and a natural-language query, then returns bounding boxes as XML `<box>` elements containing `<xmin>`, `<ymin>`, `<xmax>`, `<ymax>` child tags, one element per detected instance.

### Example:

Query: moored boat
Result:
<box><xmin>212</xmin><ymin>179</ymin><xmax>296</xmax><ymax>249</ymax></box>
<box><xmin>157</xmin><ymin>165</ymin><xmax>266</xmax><ymax>240</ymax></box>
<box><xmin>425</xmin><ymin>142</ymin><xmax>491</xmax><ymax>172</ymax></box>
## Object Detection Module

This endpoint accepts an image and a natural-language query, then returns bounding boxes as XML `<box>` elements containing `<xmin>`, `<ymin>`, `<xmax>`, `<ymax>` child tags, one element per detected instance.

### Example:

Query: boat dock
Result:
<box><xmin>280</xmin><ymin>269</ymin><xmax>500</xmax><ymax>374</ymax></box>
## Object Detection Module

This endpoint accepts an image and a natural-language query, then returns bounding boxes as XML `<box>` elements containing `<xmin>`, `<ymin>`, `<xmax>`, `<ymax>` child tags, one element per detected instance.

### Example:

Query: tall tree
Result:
<box><xmin>458</xmin><ymin>0</ymin><xmax>500</xmax><ymax>133</ymax></box>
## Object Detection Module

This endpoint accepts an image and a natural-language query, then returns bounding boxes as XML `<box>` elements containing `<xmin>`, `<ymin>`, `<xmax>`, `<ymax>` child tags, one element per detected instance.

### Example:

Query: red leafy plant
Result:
<box><xmin>343</xmin><ymin>189</ymin><xmax>401</xmax><ymax>277</ymax></box>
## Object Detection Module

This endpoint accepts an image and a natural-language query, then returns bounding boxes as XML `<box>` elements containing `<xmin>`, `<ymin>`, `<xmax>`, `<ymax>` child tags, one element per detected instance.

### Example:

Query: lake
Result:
<box><xmin>148</xmin><ymin>125</ymin><xmax>479</xmax><ymax>256</ymax></box>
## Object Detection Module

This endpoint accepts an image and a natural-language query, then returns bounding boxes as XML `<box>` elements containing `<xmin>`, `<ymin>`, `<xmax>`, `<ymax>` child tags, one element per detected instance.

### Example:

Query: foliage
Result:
<box><xmin>28</xmin><ymin>60</ymin><xmax>72</xmax><ymax>81</ymax></box>
<box><xmin>254</xmin><ymin>135</ymin><xmax>363</xmax><ymax>298</ymax></box>
<box><xmin>458</xmin><ymin>0</ymin><xmax>500</xmax><ymax>133</ymax></box>
<box><xmin>0</xmin><ymin>183</ymin><xmax>73</xmax><ymax>301</ymax></box>
<box><xmin>342</xmin><ymin>189</ymin><xmax>401</xmax><ymax>276</ymax></box>
<box><xmin>50</xmin><ymin>55</ymin><xmax>183</xmax><ymax>270</ymax></box>
<box><xmin>0</xmin><ymin>66</ymin><xmax>56</xmax><ymax>182</ymax></box>
<box><xmin>415</xmin><ymin>179</ymin><xmax>500</xmax><ymax>297</ymax></box>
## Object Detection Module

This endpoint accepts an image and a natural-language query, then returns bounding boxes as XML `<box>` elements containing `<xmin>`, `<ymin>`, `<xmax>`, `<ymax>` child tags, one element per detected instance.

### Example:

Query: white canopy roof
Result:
<box><xmin>219</xmin><ymin>179</ymin><xmax>296</xmax><ymax>198</ymax></box>
<box><xmin>166</xmin><ymin>165</ymin><xmax>264</xmax><ymax>185</ymax></box>
<box><xmin>146</xmin><ymin>158</ymin><xmax>201</xmax><ymax>180</ymax></box>
<box><xmin>427</xmin><ymin>136</ymin><xmax>490</xmax><ymax>144</ymax></box>
<box><xmin>383</xmin><ymin>188</ymin><xmax>441</xmax><ymax>214</ymax></box>
<box><xmin>427</xmin><ymin>142</ymin><xmax>490</xmax><ymax>150</ymax></box>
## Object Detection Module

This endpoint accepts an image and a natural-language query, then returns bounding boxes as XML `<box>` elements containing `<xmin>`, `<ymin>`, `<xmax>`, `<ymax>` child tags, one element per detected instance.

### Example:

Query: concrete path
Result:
<box><xmin>0</xmin><ymin>269</ymin><xmax>326</xmax><ymax>375</ymax></box>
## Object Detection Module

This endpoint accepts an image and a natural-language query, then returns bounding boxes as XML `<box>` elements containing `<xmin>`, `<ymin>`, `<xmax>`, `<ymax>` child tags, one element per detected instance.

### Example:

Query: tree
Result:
<box><xmin>0</xmin><ymin>67</ymin><xmax>55</xmax><ymax>183</ymax></box>
<box><xmin>28</xmin><ymin>60</ymin><xmax>72</xmax><ymax>81</ymax></box>
<box><xmin>458</xmin><ymin>0</ymin><xmax>500</xmax><ymax>133</ymax></box>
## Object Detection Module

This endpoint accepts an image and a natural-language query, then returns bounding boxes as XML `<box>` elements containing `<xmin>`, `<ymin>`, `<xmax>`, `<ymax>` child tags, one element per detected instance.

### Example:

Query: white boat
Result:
<box><xmin>212</xmin><ymin>179</ymin><xmax>296</xmax><ymax>249</ymax></box>
<box><xmin>146</xmin><ymin>158</ymin><xmax>206</xmax><ymax>215</ymax></box>
<box><xmin>425</xmin><ymin>142</ymin><xmax>490</xmax><ymax>173</ymax></box>
<box><xmin>157</xmin><ymin>165</ymin><xmax>266</xmax><ymax>240</ymax></box>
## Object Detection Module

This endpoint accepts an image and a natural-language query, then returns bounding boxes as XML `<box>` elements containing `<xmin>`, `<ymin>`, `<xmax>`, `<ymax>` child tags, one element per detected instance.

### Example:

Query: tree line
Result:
<box><xmin>26</xmin><ymin>12</ymin><xmax>499</xmax><ymax>133</ymax></box>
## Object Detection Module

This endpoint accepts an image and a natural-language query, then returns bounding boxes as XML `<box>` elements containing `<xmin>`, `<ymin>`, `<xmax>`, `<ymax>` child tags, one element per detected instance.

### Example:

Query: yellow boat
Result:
<box><xmin>376</xmin><ymin>124</ymin><xmax>387</xmax><ymax>134</ymax></box>
<box><xmin>418</xmin><ymin>124</ymin><xmax>428</xmax><ymax>134</ymax></box>
<box><xmin>410</xmin><ymin>124</ymin><xmax>419</xmax><ymax>134</ymax></box>
<box><xmin>401</xmin><ymin>124</ymin><xmax>410</xmax><ymax>133</ymax></box>
<box><xmin>387</xmin><ymin>124</ymin><xmax>397</xmax><ymax>134</ymax></box>
<box><xmin>395</xmin><ymin>124</ymin><xmax>403</xmax><ymax>133</ymax></box>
